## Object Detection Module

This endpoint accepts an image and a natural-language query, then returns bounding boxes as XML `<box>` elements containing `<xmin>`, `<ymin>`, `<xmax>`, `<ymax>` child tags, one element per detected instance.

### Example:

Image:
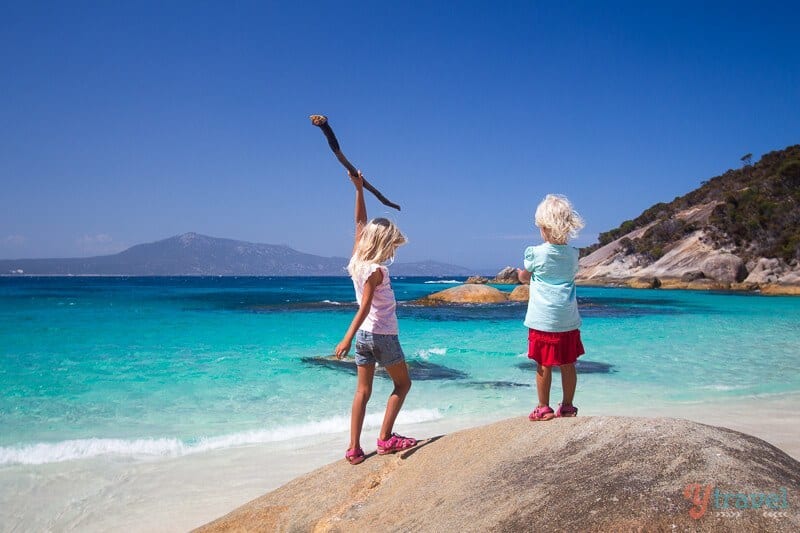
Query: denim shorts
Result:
<box><xmin>355</xmin><ymin>330</ymin><xmax>406</xmax><ymax>368</ymax></box>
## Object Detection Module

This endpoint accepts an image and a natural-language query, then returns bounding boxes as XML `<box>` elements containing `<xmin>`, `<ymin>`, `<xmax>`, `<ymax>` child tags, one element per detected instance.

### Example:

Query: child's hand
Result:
<box><xmin>517</xmin><ymin>268</ymin><xmax>532</xmax><ymax>285</ymax></box>
<box><xmin>349</xmin><ymin>170</ymin><xmax>364</xmax><ymax>190</ymax></box>
<box><xmin>334</xmin><ymin>339</ymin><xmax>351</xmax><ymax>359</ymax></box>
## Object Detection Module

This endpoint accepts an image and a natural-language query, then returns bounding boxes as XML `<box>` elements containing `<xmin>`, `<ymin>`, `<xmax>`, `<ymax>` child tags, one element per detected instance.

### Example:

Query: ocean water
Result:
<box><xmin>1</xmin><ymin>276</ymin><xmax>799</xmax><ymax>467</ymax></box>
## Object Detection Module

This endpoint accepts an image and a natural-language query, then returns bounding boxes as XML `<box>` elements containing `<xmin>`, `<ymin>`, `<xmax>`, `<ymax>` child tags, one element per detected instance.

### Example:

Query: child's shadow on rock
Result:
<box><xmin>399</xmin><ymin>435</ymin><xmax>444</xmax><ymax>460</ymax></box>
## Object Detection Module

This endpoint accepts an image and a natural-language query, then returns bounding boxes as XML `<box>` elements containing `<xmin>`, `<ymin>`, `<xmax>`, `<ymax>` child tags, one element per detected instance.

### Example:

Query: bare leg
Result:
<box><xmin>536</xmin><ymin>363</ymin><xmax>552</xmax><ymax>407</ymax></box>
<box><xmin>349</xmin><ymin>363</ymin><xmax>375</xmax><ymax>451</ymax></box>
<box><xmin>378</xmin><ymin>362</ymin><xmax>412</xmax><ymax>441</ymax></box>
<box><xmin>560</xmin><ymin>363</ymin><xmax>577</xmax><ymax>405</ymax></box>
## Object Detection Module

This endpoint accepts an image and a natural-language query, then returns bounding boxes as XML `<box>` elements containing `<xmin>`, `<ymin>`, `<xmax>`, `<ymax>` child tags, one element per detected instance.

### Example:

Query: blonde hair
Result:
<box><xmin>534</xmin><ymin>194</ymin><xmax>585</xmax><ymax>244</ymax></box>
<box><xmin>347</xmin><ymin>218</ymin><xmax>407</xmax><ymax>279</ymax></box>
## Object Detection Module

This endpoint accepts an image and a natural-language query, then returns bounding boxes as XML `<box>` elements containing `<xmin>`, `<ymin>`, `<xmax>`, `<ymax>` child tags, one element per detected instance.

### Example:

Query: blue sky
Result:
<box><xmin>1</xmin><ymin>1</ymin><xmax>798</xmax><ymax>270</ymax></box>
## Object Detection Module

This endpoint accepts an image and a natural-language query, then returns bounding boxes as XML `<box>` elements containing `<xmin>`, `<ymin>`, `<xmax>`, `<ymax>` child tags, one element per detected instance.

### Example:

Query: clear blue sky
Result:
<box><xmin>2</xmin><ymin>1</ymin><xmax>798</xmax><ymax>270</ymax></box>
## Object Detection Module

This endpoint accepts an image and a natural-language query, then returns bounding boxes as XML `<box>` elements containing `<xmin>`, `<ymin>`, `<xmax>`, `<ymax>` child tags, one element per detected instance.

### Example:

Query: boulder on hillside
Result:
<box><xmin>701</xmin><ymin>253</ymin><xmax>748</xmax><ymax>283</ymax></box>
<box><xmin>743</xmin><ymin>257</ymin><xmax>800</xmax><ymax>285</ymax></box>
<box><xmin>465</xmin><ymin>276</ymin><xmax>489</xmax><ymax>284</ymax></box>
<box><xmin>196</xmin><ymin>417</ymin><xmax>800</xmax><ymax>532</ymax></box>
<box><xmin>418</xmin><ymin>284</ymin><xmax>508</xmax><ymax>304</ymax></box>
<box><xmin>746</xmin><ymin>258</ymin><xmax>784</xmax><ymax>283</ymax></box>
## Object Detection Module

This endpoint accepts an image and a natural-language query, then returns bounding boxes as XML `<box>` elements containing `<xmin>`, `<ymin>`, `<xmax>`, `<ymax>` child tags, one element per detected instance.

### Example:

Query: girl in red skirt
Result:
<box><xmin>517</xmin><ymin>194</ymin><xmax>585</xmax><ymax>421</ymax></box>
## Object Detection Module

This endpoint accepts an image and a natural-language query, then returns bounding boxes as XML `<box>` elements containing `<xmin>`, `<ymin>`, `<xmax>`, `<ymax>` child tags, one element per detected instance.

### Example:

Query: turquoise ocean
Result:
<box><xmin>1</xmin><ymin>276</ymin><xmax>800</xmax><ymax>530</ymax></box>
<box><xmin>2</xmin><ymin>276</ymin><xmax>799</xmax><ymax>464</ymax></box>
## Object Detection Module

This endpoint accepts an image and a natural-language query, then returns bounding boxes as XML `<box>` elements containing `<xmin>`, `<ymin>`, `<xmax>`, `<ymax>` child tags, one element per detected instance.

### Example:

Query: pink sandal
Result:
<box><xmin>377</xmin><ymin>433</ymin><xmax>417</xmax><ymax>455</ymax></box>
<box><xmin>345</xmin><ymin>446</ymin><xmax>365</xmax><ymax>465</ymax></box>
<box><xmin>556</xmin><ymin>403</ymin><xmax>578</xmax><ymax>417</ymax></box>
<box><xmin>529</xmin><ymin>405</ymin><xmax>555</xmax><ymax>421</ymax></box>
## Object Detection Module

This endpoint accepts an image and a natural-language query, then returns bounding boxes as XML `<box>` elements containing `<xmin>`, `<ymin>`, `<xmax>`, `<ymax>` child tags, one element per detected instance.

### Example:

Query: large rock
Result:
<box><xmin>701</xmin><ymin>253</ymin><xmax>748</xmax><ymax>283</ymax></box>
<box><xmin>579</xmin><ymin>226</ymin><xmax>749</xmax><ymax>286</ymax></box>
<box><xmin>508</xmin><ymin>284</ymin><xmax>529</xmax><ymax>301</ymax></box>
<box><xmin>196</xmin><ymin>417</ymin><xmax>800</xmax><ymax>532</ymax></box>
<box><xmin>491</xmin><ymin>266</ymin><xmax>521</xmax><ymax>284</ymax></box>
<box><xmin>746</xmin><ymin>258</ymin><xmax>785</xmax><ymax>284</ymax></box>
<box><xmin>419</xmin><ymin>284</ymin><xmax>508</xmax><ymax>304</ymax></box>
<box><xmin>743</xmin><ymin>258</ymin><xmax>800</xmax><ymax>287</ymax></box>
<box><xmin>466</xmin><ymin>267</ymin><xmax>523</xmax><ymax>285</ymax></box>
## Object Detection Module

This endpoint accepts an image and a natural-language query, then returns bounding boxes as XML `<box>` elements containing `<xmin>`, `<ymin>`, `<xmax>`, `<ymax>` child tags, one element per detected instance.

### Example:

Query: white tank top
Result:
<box><xmin>352</xmin><ymin>264</ymin><xmax>398</xmax><ymax>334</ymax></box>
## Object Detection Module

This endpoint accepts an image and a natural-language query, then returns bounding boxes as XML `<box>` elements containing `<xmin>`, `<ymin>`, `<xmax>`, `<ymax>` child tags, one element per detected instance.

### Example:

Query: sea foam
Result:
<box><xmin>0</xmin><ymin>408</ymin><xmax>443</xmax><ymax>465</ymax></box>
<box><xmin>415</xmin><ymin>347</ymin><xmax>447</xmax><ymax>359</ymax></box>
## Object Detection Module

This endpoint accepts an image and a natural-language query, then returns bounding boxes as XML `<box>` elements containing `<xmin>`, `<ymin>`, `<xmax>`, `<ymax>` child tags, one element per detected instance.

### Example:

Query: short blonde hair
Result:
<box><xmin>534</xmin><ymin>194</ymin><xmax>585</xmax><ymax>243</ymax></box>
<box><xmin>347</xmin><ymin>218</ymin><xmax>407</xmax><ymax>279</ymax></box>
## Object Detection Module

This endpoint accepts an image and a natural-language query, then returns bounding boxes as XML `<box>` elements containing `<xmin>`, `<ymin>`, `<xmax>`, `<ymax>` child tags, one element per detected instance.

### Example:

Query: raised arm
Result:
<box><xmin>350</xmin><ymin>171</ymin><xmax>367</xmax><ymax>253</ymax></box>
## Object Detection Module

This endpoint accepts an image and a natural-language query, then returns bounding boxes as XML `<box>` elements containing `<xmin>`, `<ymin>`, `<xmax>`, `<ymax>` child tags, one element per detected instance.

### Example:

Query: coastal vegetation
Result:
<box><xmin>581</xmin><ymin>144</ymin><xmax>800</xmax><ymax>264</ymax></box>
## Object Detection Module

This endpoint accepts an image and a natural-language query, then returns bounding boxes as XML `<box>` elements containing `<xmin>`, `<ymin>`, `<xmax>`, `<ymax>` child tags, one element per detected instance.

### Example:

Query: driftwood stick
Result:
<box><xmin>309</xmin><ymin>115</ymin><xmax>401</xmax><ymax>211</ymax></box>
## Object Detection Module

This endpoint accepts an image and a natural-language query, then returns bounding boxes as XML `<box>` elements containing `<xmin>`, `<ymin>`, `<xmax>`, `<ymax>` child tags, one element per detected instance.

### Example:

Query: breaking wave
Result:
<box><xmin>0</xmin><ymin>408</ymin><xmax>443</xmax><ymax>465</ymax></box>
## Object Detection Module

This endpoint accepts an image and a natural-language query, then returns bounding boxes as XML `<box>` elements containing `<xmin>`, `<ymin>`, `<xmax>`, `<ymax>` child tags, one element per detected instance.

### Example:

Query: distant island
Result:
<box><xmin>0</xmin><ymin>232</ymin><xmax>472</xmax><ymax>277</ymax></box>
<box><xmin>578</xmin><ymin>144</ymin><xmax>800</xmax><ymax>294</ymax></box>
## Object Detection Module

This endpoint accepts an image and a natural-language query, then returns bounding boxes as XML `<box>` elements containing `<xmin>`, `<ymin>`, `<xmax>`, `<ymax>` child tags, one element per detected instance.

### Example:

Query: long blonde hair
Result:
<box><xmin>347</xmin><ymin>218</ymin><xmax>407</xmax><ymax>279</ymax></box>
<box><xmin>534</xmin><ymin>194</ymin><xmax>585</xmax><ymax>244</ymax></box>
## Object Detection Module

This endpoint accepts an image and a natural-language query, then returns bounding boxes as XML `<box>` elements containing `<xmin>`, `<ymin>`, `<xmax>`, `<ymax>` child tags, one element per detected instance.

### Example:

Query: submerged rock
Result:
<box><xmin>196</xmin><ymin>417</ymin><xmax>800</xmax><ymax>532</ymax></box>
<box><xmin>515</xmin><ymin>359</ymin><xmax>615</xmax><ymax>374</ymax></box>
<box><xmin>301</xmin><ymin>356</ymin><xmax>469</xmax><ymax>381</ymax></box>
<box><xmin>463</xmin><ymin>380</ymin><xmax>530</xmax><ymax>389</ymax></box>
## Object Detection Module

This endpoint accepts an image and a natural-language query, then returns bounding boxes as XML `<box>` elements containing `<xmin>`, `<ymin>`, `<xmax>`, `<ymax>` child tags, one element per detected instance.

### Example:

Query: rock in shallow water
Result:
<box><xmin>417</xmin><ymin>284</ymin><xmax>509</xmax><ymax>304</ymax></box>
<box><xmin>515</xmin><ymin>359</ymin><xmax>615</xmax><ymax>374</ymax></box>
<box><xmin>301</xmin><ymin>356</ymin><xmax>469</xmax><ymax>380</ymax></box>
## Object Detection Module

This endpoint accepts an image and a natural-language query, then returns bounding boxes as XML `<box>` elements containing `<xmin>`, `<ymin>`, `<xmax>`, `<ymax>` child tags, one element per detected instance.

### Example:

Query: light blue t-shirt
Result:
<box><xmin>523</xmin><ymin>243</ymin><xmax>581</xmax><ymax>332</ymax></box>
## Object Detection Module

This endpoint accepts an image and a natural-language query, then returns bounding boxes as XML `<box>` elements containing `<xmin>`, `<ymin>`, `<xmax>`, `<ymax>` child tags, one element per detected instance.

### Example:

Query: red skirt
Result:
<box><xmin>528</xmin><ymin>328</ymin><xmax>584</xmax><ymax>367</ymax></box>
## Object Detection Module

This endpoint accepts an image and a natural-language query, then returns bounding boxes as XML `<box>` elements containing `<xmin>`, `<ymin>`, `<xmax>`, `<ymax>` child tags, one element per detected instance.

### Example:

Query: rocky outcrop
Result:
<box><xmin>418</xmin><ymin>284</ymin><xmax>508</xmax><ymax>304</ymax></box>
<box><xmin>466</xmin><ymin>267</ymin><xmax>522</xmax><ymax>285</ymax></box>
<box><xmin>745</xmin><ymin>258</ymin><xmax>800</xmax><ymax>285</ymax></box>
<box><xmin>491</xmin><ymin>266</ymin><xmax>520</xmax><ymax>284</ymax></box>
<box><xmin>576</xmin><ymin>145</ymin><xmax>800</xmax><ymax>295</ymax></box>
<box><xmin>196</xmin><ymin>417</ymin><xmax>800</xmax><ymax>532</ymax></box>
<box><xmin>578</xmin><ymin>223</ymin><xmax>800</xmax><ymax>294</ymax></box>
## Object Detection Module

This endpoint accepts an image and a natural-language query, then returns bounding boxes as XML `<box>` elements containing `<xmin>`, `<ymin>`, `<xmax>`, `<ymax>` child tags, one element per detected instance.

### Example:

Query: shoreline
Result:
<box><xmin>577</xmin><ymin>276</ymin><xmax>800</xmax><ymax>295</ymax></box>
<box><xmin>2</xmin><ymin>392</ymin><xmax>798</xmax><ymax>532</ymax></box>
<box><xmin>4</xmin><ymin>274</ymin><xmax>799</xmax><ymax>296</ymax></box>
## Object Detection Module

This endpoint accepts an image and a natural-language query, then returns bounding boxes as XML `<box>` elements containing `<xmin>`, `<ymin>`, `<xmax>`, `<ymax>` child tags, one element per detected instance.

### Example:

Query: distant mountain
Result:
<box><xmin>389</xmin><ymin>260</ymin><xmax>472</xmax><ymax>277</ymax></box>
<box><xmin>578</xmin><ymin>144</ymin><xmax>800</xmax><ymax>292</ymax></box>
<box><xmin>0</xmin><ymin>233</ymin><xmax>472</xmax><ymax>277</ymax></box>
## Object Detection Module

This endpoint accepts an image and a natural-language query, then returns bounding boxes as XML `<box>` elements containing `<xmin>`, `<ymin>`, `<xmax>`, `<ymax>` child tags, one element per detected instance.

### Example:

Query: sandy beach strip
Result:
<box><xmin>1</xmin><ymin>391</ymin><xmax>798</xmax><ymax>532</ymax></box>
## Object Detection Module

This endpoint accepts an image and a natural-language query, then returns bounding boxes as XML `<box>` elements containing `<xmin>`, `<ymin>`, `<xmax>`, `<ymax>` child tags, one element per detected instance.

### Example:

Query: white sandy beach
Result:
<box><xmin>1</xmin><ymin>391</ymin><xmax>798</xmax><ymax>533</ymax></box>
